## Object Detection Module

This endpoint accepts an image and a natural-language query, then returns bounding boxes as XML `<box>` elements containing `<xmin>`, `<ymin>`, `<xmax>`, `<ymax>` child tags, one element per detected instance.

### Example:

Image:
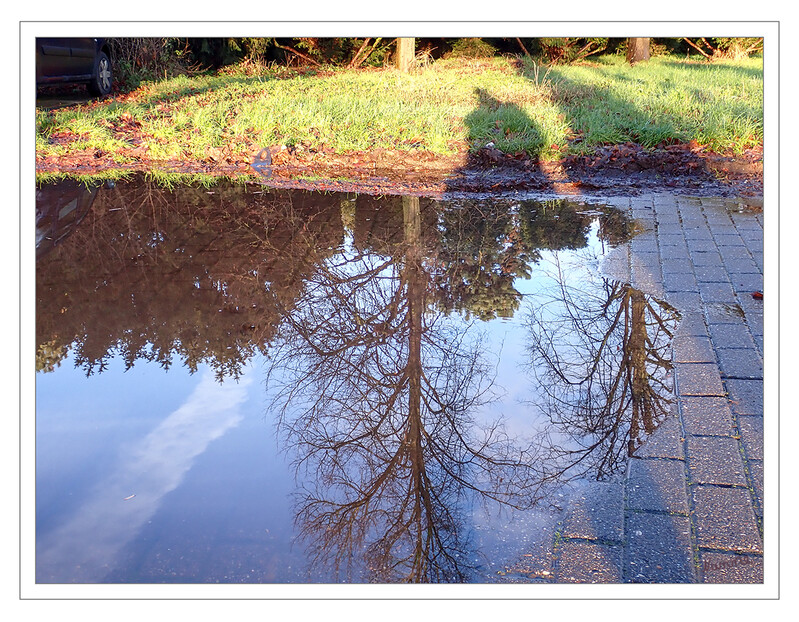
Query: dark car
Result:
<box><xmin>36</xmin><ymin>38</ymin><xmax>113</xmax><ymax>96</ymax></box>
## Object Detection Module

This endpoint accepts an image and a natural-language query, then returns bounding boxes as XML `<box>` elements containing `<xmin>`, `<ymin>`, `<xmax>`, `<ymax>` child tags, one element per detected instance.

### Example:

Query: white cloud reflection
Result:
<box><xmin>37</xmin><ymin>370</ymin><xmax>252</xmax><ymax>582</ymax></box>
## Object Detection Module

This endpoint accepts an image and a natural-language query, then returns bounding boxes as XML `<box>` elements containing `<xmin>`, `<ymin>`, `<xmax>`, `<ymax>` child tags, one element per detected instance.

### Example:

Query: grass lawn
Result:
<box><xmin>35</xmin><ymin>54</ymin><xmax>763</xmax><ymax>173</ymax></box>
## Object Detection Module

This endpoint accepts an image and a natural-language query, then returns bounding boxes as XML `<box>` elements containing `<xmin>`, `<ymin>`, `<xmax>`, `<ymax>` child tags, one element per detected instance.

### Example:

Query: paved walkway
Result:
<box><xmin>500</xmin><ymin>193</ymin><xmax>764</xmax><ymax>583</ymax></box>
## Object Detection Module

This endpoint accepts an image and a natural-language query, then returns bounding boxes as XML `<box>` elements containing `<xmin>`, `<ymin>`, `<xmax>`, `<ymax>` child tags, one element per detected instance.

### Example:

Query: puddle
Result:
<box><xmin>34</xmin><ymin>177</ymin><xmax>679</xmax><ymax>583</ymax></box>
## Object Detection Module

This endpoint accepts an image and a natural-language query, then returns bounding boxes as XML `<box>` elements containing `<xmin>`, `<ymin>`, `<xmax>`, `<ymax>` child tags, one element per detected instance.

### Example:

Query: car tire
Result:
<box><xmin>88</xmin><ymin>51</ymin><xmax>113</xmax><ymax>96</ymax></box>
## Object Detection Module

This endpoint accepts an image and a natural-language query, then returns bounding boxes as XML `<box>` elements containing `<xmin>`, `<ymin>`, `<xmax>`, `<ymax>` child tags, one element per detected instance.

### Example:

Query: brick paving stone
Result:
<box><xmin>663</xmin><ymin>263</ymin><xmax>697</xmax><ymax>281</ymax></box>
<box><xmin>738</xmin><ymin>294</ymin><xmax>765</xmax><ymax>317</ymax></box>
<box><xmin>666</xmin><ymin>291</ymin><xmax>703</xmax><ymax>311</ymax></box>
<box><xmin>738</xmin><ymin>416</ymin><xmax>764</xmax><ymax>460</ymax></box>
<box><xmin>700</xmin><ymin>552</ymin><xmax>763</xmax><ymax>583</ymax></box>
<box><xmin>705</xmin><ymin>215</ymin><xmax>735</xmax><ymax>227</ymax></box>
<box><xmin>659</xmin><ymin>244</ymin><xmax>691</xmax><ymax>261</ymax></box>
<box><xmin>719</xmin><ymin>245</ymin><xmax>754</xmax><ymax>262</ymax></box>
<box><xmin>663</xmin><ymin>271</ymin><xmax>698</xmax><ymax>292</ymax></box>
<box><xmin>692</xmin><ymin>486</ymin><xmax>762</xmax><ymax>553</ymax></box>
<box><xmin>744</xmin><ymin>238</ymin><xmax>763</xmax><ymax>254</ymax></box>
<box><xmin>679</xmin><ymin>216</ymin><xmax>706</xmax><ymax>227</ymax></box>
<box><xmin>738</xmin><ymin>223</ymin><xmax>763</xmax><ymax>237</ymax></box>
<box><xmin>630</xmin><ymin>237</ymin><xmax>660</xmax><ymax>254</ymax></box>
<box><xmin>567</xmin><ymin>193</ymin><xmax>765</xmax><ymax>584</ymax></box>
<box><xmin>672</xmin><ymin>335</ymin><xmax>716</xmax><ymax>363</ymax></box>
<box><xmin>707</xmin><ymin>224</ymin><xmax>739</xmax><ymax>235</ymax></box>
<box><xmin>658</xmin><ymin>234</ymin><xmax>688</xmax><ymax>248</ymax></box>
<box><xmin>745</xmin><ymin>313</ymin><xmax>764</xmax><ymax>336</ymax></box>
<box><xmin>724</xmin><ymin>379</ymin><xmax>764</xmax><ymax>416</ymax></box>
<box><xmin>698</xmin><ymin>281</ymin><xmax>738</xmax><ymax>304</ymax></box>
<box><xmin>561</xmin><ymin>481</ymin><xmax>625</xmax><ymax>542</ymax></box>
<box><xmin>705</xmin><ymin>303</ymin><xmax>747</xmax><ymax>325</ymax></box>
<box><xmin>675</xmin><ymin>363</ymin><xmax>725</xmax><ymax>396</ymax></box>
<box><xmin>687</xmin><ymin>246</ymin><xmax>723</xmax><ymax>263</ymax></box>
<box><xmin>685</xmin><ymin>239</ymin><xmax>719</xmax><ymax>254</ymax></box>
<box><xmin>654</xmin><ymin>208</ymin><xmax>681</xmax><ymax>222</ymax></box>
<box><xmin>708</xmin><ymin>323</ymin><xmax>757</xmax><ymax>350</ymax></box>
<box><xmin>712</xmin><ymin>233</ymin><xmax>746</xmax><ymax>247</ymax></box>
<box><xmin>739</xmin><ymin>275</ymin><xmax>765</xmax><ymax>295</ymax></box>
<box><xmin>716</xmin><ymin>347</ymin><xmax>763</xmax><ymax>380</ymax></box>
<box><xmin>731</xmin><ymin>216</ymin><xmax>762</xmax><ymax>231</ymax></box>
<box><xmin>673</xmin><ymin>313</ymin><xmax>709</xmax><ymax>338</ymax></box>
<box><xmin>748</xmin><ymin>459</ymin><xmax>764</xmax><ymax>517</ymax></box>
<box><xmin>631</xmin><ymin>212</ymin><xmax>656</xmax><ymax>225</ymax></box>
<box><xmin>633</xmin><ymin>414</ymin><xmax>685</xmax><ymax>460</ymax></box>
<box><xmin>630</xmin><ymin>197</ymin><xmax>654</xmax><ymax>209</ymax></box>
<box><xmin>683</xmin><ymin>227</ymin><xmax>714</xmax><ymax>241</ymax></box>
<box><xmin>556</xmin><ymin>541</ymin><xmax>623</xmax><ymax>583</ymax></box>
<box><xmin>680</xmin><ymin>397</ymin><xmax>735</xmax><ymax>436</ymax></box>
<box><xmin>625</xmin><ymin>512</ymin><xmax>696</xmax><ymax>583</ymax></box>
<box><xmin>724</xmin><ymin>257</ymin><xmax>761</xmax><ymax>275</ymax></box>
<box><xmin>626</xmin><ymin>458</ymin><xmax>690</xmax><ymax>514</ymax></box>
<box><xmin>702</xmin><ymin>207</ymin><xmax>729</xmax><ymax>222</ymax></box>
<box><xmin>657</xmin><ymin>224</ymin><xmax>685</xmax><ymax>237</ymax></box>
<box><xmin>631</xmin><ymin>251</ymin><xmax>660</xmax><ymax>270</ymax></box>
<box><xmin>686</xmin><ymin>436</ymin><xmax>747</xmax><ymax>486</ymax></box>
<box><xmin>694</xmin><ymin>266</ymin><xmax>734</xmax><ymax>284</ymax></box>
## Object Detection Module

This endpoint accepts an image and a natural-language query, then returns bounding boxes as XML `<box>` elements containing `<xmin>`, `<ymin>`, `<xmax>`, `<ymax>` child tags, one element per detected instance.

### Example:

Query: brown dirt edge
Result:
<box><xmin>36</xmin><ymin>143</ymin><xmax>763</xmax><ymax>201</ymax></box>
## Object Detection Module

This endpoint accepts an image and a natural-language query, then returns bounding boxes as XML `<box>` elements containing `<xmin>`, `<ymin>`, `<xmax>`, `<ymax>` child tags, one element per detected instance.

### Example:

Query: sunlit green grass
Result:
<box><xmin>35</xmin><ymin>54</ymin><xmax>763</xmax><ymax>166</ymax></box>
<box><xmin>543</xmin><ymin>55</ymin><xmax>763</xmax><ymax>153</ymax></box>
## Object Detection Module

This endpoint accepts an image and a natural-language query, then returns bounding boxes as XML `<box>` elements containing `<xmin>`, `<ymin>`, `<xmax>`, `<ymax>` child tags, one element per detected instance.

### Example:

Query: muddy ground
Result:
<box><xmin>36</xmin><ymin>139</ymin><xmax>763</xmax><ymax>203</ymax></box>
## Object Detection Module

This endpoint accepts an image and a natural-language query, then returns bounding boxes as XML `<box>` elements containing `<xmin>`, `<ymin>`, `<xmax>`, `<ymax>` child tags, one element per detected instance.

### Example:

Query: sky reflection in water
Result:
<box><xmin>35</xmin><ymin>179</ymin><xmax>678</xmax><ymax>583</ymax></box>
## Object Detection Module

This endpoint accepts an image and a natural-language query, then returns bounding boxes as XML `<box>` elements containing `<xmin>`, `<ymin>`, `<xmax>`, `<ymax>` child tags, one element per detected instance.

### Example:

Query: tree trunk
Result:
<box><xmin>626</xmin><ymin>37</ymin><xmax>650</xmax><ymax>65</ymax></box>
<box><xmin>397</xmin><ymin>37</ymin><xmax>415</xmax><ymax>73</ymax></box>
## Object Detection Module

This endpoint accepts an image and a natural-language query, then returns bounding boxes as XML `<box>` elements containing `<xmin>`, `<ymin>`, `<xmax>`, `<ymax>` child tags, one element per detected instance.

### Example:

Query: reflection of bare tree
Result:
<box><xmin>37</xmin><ymin>176</ymin><xmax>653</xmax><ymax>581</ymax></box>
<box><xmin>524</xmin><ymin>254</ymin><xmax>680</xmax><ymax>482</ymax></box>
<box><xmin>268</xmin><ymin>197</ymin><xmax>543</xmax><ymax>582</ymax></box>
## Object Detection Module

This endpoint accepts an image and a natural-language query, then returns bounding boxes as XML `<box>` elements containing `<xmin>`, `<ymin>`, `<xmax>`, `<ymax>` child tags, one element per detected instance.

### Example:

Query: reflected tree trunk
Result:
<box><xmin>403</xmin><ymin>195</ymin><xmax>429</xmax><ymax>576</ymax></box>
<box><xmin>266</xmin><ymin>194</ymin><xmax>544</xmax><ymax>582</ymax></box>
<box><xmin>628</xmin><ymin>288</ymin><xmax>652</xmax><ymax>454</ymax></box>
<box><xmin>524</xmin><ymin>252</ymin><xmax>680</xmax><ymax>482</ymax></box>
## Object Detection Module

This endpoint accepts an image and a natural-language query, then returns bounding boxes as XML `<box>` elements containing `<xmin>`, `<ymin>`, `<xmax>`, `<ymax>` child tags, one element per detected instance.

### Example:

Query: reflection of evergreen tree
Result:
<box><xmin>37</xmin><ymin>179</ymin><xmax>634</xmax><ymax>379</ymax></box>
<box><xmin>35</xmin><ymin>178</ymin><xmax>344</xmax><ymax>379</ymax></box>
<box><xmin>519</xmin><ymin>199</ymin><xmax>632</xmax><ymax>252</ymax></box>
<box><xmin>519</xmin><ymin>199</ymin><xmax>592</xmax><ymax>251</ymax></box>
<box><xmin>433</xmin><ymin>200</ymin><xmax>532</xmax><ymax>320</ymax></box>
<box><xmin>435</xmin><ymin>198</ymin><xmax>632</xmax><ymax>321</ymax></box>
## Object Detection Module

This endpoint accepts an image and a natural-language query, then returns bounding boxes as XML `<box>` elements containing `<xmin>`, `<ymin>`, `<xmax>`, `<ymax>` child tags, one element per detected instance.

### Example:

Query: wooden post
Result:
<box><xmin>626</xmin><ymin>37</ymin><xmax>650</xmax><ymax>65</ymax></box>
<box><xmin>397</xmin><ymin>37</ymin><xmax>415</xmax><ymax>73</ymax></box>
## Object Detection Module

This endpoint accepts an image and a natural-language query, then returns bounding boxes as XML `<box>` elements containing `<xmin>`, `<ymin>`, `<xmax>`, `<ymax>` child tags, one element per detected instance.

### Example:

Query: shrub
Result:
<box><xmin>538</xmin><ymin>38</ymin><xmax>608</xmax><ymax>64</ymax></box>
<box><xmin>108</xmin><ymin>38</ymin><xmax>195</xmax><ymax>89</ymax></box>
<box><xmin>444</xmin><ymin>38</ymin><xmax>498</xmax><ymax>59</ymax></box>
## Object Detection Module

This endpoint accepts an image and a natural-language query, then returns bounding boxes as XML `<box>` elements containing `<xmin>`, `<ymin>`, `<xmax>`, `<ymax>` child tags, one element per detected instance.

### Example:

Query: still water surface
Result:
<box><xmin>35</xmin><ymin>178</ymin><xmax>678</xmax><ymax>583</ymax></box>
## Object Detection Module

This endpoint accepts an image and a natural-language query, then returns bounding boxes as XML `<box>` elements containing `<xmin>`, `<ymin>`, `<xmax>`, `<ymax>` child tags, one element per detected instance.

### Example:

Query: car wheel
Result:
<box><xmin>89</xmin><ymin>51</ymin><xmax>113</xmax><ymax>96</ymax></box>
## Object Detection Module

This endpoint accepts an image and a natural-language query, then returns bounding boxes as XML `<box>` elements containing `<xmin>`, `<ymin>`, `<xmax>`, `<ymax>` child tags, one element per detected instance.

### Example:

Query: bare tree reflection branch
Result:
<box><xmin>524</xmin><ymin>252</ymin><xmax>680</xmax><ymax>482</ymax></box>
<box><xmin>267</xmin><ymin>196</ymin><xmax>546</xmax><ymax>582</ymax></box>
<box><xmin>37</xmin><ymin>176</ymin><xmax>656</xmax><ymax>582</ymax></box>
